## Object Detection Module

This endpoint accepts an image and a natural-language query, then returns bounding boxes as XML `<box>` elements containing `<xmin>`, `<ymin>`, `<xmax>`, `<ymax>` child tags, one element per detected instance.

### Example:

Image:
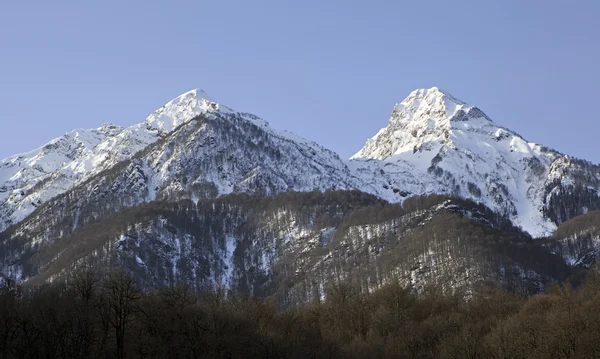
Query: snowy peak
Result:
<box><xmin>0</xmin><ymin>86</ymin><xmax>331</xmax><ymax>232</ymax></box>
<box><xmin>144</xmin><ymin>88</ymin><xmax>232</xmax><ymax>134</ymax></box>
<box><xmin>349</xmin><ymin>87</ymin><xmax>600</xmax><ymax>237</ymax></box>
<box><xmin>395</xmin><ymin>87</ymin><xmax>466</xmax><ymax>119</ymax></box>
<box><xmin>352</xmin><ymin>87</ymin><xmax>493</xmax><ymax>161</ymax></box>
<box><xmin>0</xmin><ymin>88</ymin><xmax>241</xmax><ymax>231</ymax></box>
<box><xmin>394</xmin><ymin>86</ymin><xmax>489</xmax><ymax>125</ymax></box>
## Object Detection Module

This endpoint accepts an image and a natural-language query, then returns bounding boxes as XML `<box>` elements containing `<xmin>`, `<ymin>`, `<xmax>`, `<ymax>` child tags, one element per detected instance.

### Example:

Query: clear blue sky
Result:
<box><xmin>1</xmin><ymin>1</ymin><xmax>599</xmax><ymax>161</ymax></box>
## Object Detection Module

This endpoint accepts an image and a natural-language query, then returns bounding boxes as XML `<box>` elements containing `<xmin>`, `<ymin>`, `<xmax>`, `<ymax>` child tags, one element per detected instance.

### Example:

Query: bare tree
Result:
<box><xmin>99</xmin><ymin>271</ymin><xmax>141</xmax><ymax>359</ymax></box>
<box><xmin>69</xmin><ymin>269</ymin><xmax>100</xmax><ymax>303</ymax></box>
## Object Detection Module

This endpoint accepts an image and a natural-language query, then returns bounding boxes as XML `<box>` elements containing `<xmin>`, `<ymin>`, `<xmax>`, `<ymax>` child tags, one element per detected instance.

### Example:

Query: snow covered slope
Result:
<box><xmin>350</xmin><ymin>87</ymin><xmax>600</xmax><ymax>237</ymax></box>
<box><xmin>0</xmin><ymin>90</ymin><xmax>250</xmax><ymax>232</ymax></box>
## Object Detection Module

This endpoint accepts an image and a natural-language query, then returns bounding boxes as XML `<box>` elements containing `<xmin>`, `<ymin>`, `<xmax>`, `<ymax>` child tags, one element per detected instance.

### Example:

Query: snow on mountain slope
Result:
<box><xmin>350</xmin><ymin>87</ymin><xmax>600</xmax><ymax>237</ymax></box>
<box><xmin>0</xmin><ymin>89</ymin><xmax>227</xmax><ymax>232</ymax></box>
<box><xmin>3</xmin><ymin>86</ymin><xmax>599</xmax><ymax>240</ymax></box>
<box><xmin>0</xmin><ymin>90</ymin><xmax>373</xmax><ymax>262</ymax></box>
<box><xmin>0</xmin><ymin>124</ymin><xmax>124</xmax><ymax>228</ymax></box>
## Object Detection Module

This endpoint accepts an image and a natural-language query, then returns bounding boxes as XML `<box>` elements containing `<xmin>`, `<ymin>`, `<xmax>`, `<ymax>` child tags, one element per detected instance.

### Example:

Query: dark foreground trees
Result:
<box><xmin>3</xmin><ymin>270</ymin><xmax>600</xmax><ymax>358</ymax></box>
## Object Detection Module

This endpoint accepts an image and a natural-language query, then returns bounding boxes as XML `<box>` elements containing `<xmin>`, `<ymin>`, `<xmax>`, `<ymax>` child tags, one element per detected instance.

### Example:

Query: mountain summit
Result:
<box><xmin>144</xmin><ymin>89</ymin><xmax>231</xmax><ymax>134</ymax></box>
<box><xmin>351</xmin><ymin>87</ymin><xmax>600</xmax><ymax>237</ymax></box>
<box><xmin>352</xmin><ymin>86</ymin><xmax>491</xmax><ymax>161</ymax></box>
<box><xmin>0</xmin><ymin>88</ymin><xmax>242</xmax><ymax>231</ymax></box>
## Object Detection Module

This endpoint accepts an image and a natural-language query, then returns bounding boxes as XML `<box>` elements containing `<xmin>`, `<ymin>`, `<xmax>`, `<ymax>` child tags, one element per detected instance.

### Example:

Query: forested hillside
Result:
<box><xmin>1</xmin><ymin>191</ymin><xmax>570</xmax><ymax>311</ymax></box>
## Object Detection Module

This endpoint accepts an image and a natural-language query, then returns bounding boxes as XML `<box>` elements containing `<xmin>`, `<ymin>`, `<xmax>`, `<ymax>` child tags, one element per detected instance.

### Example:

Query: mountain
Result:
<box><xmin>0</xmin><ymin>86</ymin><xmax>598</xmax><ymax>296</ymax></box>
<box><xmin>0</xmin><ymin>89</ymin><xmax>371</xmax><ymax>234</ymax></box>
<box><xmin>0</xmin><ymin>90</ymin><xmax>228</xmax><ymax>232</ymax></box>
<box><xmin>350</xmin><ymin>87</ymin><xmax>600</xmax><ymax>237</ymax></box>
<box><xmin>0</xmin><ymin>90</ymin><xmax>376</xmax><ymax>282</ymax></box>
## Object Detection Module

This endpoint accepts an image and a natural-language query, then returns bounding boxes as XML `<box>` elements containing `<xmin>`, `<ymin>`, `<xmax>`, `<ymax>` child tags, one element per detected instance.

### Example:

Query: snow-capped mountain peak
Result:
<box><xmin>0</xmin><ymin>87</ymin><xmax>353</xmax><ymax>232</ymax></box>
<box><xmin>395</xmin><ymin>86</ymin><xmax>466</xmax><ymax>117</ymax></box>
<box><xmin>0</xmin><ymin>88</ymin><xmax>239</xmax><ymax>231</ymax></box>
<box><xmin>349</xmin><ymin>87</ymin><xmax>600</xmax><ymax>238</ymax></box>
<box><xmin>144</xmin><ymin>88</ymin><xmax>233</xmax><ymax>135</ymax></box>
<box><xmin>353</xmin><ymin>87</ymin><xmax>494</xmax><ymax>161</ymax></box>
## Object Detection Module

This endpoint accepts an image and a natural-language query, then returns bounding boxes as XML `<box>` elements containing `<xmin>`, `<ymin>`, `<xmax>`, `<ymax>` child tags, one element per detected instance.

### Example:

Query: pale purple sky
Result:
<box><xmin>1</xmin><ymin>1</ymin><xmax>599</xmax><ymax>161</ymax></box>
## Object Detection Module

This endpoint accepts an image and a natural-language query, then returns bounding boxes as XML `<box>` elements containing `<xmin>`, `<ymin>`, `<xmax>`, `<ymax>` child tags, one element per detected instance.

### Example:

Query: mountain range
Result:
<box><xmin>1</xmin><ymin>87</ymin><xmax>599</xmax><ymax>301</ymax></box>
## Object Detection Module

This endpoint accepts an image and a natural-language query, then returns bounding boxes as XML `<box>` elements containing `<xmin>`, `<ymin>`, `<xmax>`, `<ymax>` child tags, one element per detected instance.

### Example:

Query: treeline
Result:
<box><xmin>3</xmin><ymin>270</ymin><xmax>600</xmax><ymax>358</ymax></box>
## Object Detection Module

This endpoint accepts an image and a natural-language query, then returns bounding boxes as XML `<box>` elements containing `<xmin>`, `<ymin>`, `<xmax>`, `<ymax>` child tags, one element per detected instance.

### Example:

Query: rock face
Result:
<box><xmin>0</xmin><ymin>87</ymin><xmax>598</xmax><ymax>298</ymax></box>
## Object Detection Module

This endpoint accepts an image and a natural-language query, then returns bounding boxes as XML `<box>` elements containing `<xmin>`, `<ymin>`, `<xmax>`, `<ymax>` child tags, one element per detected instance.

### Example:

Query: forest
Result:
<box><xmin>2</xmin><ymin>268</ymin><xmax>600</xmax><ymax>359</ymax></box>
